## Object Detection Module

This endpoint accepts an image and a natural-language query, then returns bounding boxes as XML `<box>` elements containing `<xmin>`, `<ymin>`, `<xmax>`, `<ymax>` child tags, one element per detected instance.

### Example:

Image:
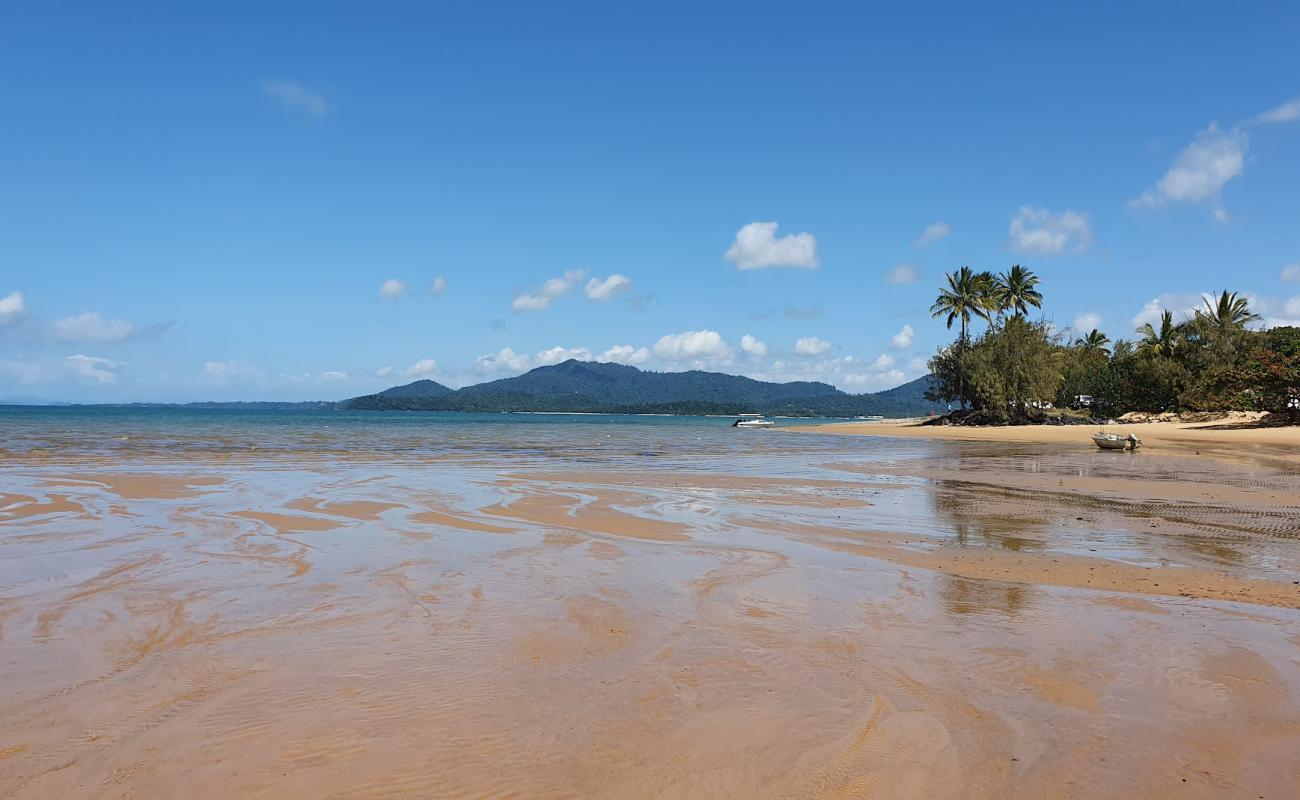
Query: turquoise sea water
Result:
<box><xmin>0</xmin><ymin>405</ymin><xmax>868</xmax><ymax>465</ymax></box>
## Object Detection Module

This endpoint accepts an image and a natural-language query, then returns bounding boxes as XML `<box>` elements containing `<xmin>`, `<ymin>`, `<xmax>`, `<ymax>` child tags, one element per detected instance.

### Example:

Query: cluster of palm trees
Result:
<box><xmin>929</xmin><ymin>265</ymin><xmax>1044</xmax><ymax>344</ymax></box>
<box><xmin>929</xmin><ymin>265</ymin><xmax>1043</xmax><ymax>408</ymax></box>
<box><xmin>1135</xmin><ymin>291</ymin><xmax>1261</xmax><ymax>358</ymax></box>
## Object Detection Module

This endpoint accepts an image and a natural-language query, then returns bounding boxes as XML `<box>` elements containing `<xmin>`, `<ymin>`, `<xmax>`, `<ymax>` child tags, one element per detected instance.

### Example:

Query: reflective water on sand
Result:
<box><xmin>2</xmin><ymin>410</ymin><xmax>1298</xmax><ymax>798</ymax></box>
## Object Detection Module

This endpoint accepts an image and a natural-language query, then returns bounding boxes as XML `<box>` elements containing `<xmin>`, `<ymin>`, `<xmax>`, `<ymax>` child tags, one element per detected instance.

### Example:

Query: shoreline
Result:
<box><xmin>795</xmin><ymin>417</ymin><xmax>1300</xmax><ymax>453</ymax></box>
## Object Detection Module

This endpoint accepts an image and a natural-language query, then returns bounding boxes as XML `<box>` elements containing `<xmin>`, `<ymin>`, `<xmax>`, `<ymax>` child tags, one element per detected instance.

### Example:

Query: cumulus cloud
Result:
<box><xmin>512</xmin><ymin>270</ymin><xmax>586</xmax><ymax>312</ymax></box>
<box><xmin>1129</xmin><ymin>124</ymin><xmax>1245</xmax><ymax>220</ymax></box>
<box><xmin>322</xmin><ymin>371</ymin><xmax>349</xmax><ymax>382</ymax></box>
<box><xmin>584</xmin><ymin>274</ymin><xmax>632</xmax><ymax>301</ymax></box>
<box><xmin>66</xmin><ymin>354</ymin><xmax>124</xmax><ymax>384</ymax></box>
<box><xmin>264</xmin><ymin>80</ymin><xmax>327</xmax><ymax>117</ymax></box>
<box><xmin>376</xmin><ymin>366</ymin><xmax>395</xmax><ymax>377</ymax></box>
<box><xmin>740</xmin><ymin>334</ymin><xmax>768</xmax><ymax>359</ymax></box>
<box><xmin>794</xmin><ymin>337</ymin><xmax>832</xmax><ymax>356</ymax></box>
<box><xmin>49</xmin><ymin>312</ymin><xmax>136</xmax><ymax>343</ymax></box>
<box><xmin>601</xmin><ymin>345</ymin><xmax>650</xmax><ymax>365</ymax></box>
<box><xmin>1131</xmin><ymin>295</ymin><xmax>1205</xmax><ymax>329</ymax></box>
<box><xmin>431</xmin><ymin>276</ymin><xmax>447</xmax><ymax>297</ymax></box>
<box><xmin>889</xmin><ymin>324</ymin><xmax>914</xmax><ymax>350</ymax></box>
<box><xmin>886</xmin><ymin>264</ymin><xmax>920</xmax><ymax>285</ymax></box>
<box><xmin>380</xmin><ymin>278</ymin><xmax>407</xmax><ymax>299</ymax></box>
<box><xmin>653</xmin><ymin>330</ymin><xmax>732</xmax><ymax>363</ymax></box>
<box><xmin>754</xmin><ymin>351</ymin><xmax>915</xmax><ymax>392</ymax></box>
<box><xmin>1282</xmin><ymin>263</ymin><xmax>1300</xmax><ymax>283</ymax></box>
<box><xmin>1072</xmin><ymin>312</ymin><xmax>1102</xmax><ymax>332</ymax></box>
<box><xmin>475</xmin><ymin>347</ymin><xmax>532</xmax><ymax>375</ymax></box>
<box><xmin>535</xmin><ymin>346</ymin><xmax>593</xmax><ymax>365</ymax></box>
<box><xmin>913</xmin><ymin>221</ymin><xmax>950</xmax><ymax>247</ymax></box>
<box><xmin>724</xmin><ymin>222</ymin><xmax>819</xmax><ymax>270</ymax></box>
<box><xmin>0</xmin><ymin>290</ymin><xmax>24</xmax><ymax>325</ymax></box>
<box><xmin>1008</xmin><ymin>207</ymin><xmax>1093</xmax><ymax>255</ymax></box>
<box><xmin>403</xmin><ymin>359</ymin><xmax>438</xmax><ymax>377</ymax></box>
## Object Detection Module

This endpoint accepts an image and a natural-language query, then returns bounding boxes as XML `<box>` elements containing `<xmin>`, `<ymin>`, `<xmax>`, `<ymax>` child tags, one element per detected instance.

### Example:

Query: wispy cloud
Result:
<box><xmin>512</xmin><ymin>270</ymin><xmax>585</xmax><ymax>312</ymax></box>
<box><xmin>66</xmin><ymin>354</ymin><xmax>124</xmax><ymax>384</ymax></box>
<box><xmin>1008</xmin><ymin>206</ymin><xmax>1092</xmax><ymax>255</ymax></box>
<box><xmin>1282</xmin><ymin>263</ymin><xmax>1300</xmax><ymax>283</ymax></box>
<box><xmin>430</xmin><ymin>276</ymin><xmax>447</xmax><ymax>297</ymax></box>
<box><xmin>50</xmin><ymin>312</ymin><xmax>136</xmax><ymax>343</ymax></box>
<box><xmin>264</xmin><ymin>80</ymin><xmax>327</xmax><ymax>117</ymax></box>
<box><xmin>0</xmin><ymin>290</ymin><xmax>24</xmax><ymax>325</ymax></box>
<box><xmin>584</xmin><ymin>274</ymin><xmax>632</xmax><ymax>301</ymax></box>
<box><xmin>886</xmin><ymin>264</ymin><xmax>920</xmax><ymax>285</ymax></box>
<box><xmin>379</xmin><ymin>278</ymin><xmax>407</xmax><ymax>299</ymax></box>
<box><xmin>1131</xmin><ymin>97</ymin><xmax>1300</xmax><ymax>221</ymax></box>
<box><xmin>913</xmin><ymin>221</ymin><xmax>950</xmax><ymax>247</ymax></box>
<box><xmin>724</xmin><ymin>222</ymin><xmax>819</xmax><ymax>270</ymax></box>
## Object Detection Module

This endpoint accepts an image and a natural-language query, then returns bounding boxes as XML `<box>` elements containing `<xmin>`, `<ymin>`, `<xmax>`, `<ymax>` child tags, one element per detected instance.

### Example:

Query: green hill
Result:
<box><xmin>345</xmin><ymin>360</ymin><xmax>937</xmax><ymax>417</ymax></box>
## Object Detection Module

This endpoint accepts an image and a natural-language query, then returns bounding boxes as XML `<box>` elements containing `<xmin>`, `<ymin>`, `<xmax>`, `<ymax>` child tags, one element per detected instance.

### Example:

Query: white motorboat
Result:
<box><xmin>1092</xmin><ymin>432</ymin><xmax>1141</xmax><ymax>451</ymax></box>
<box><xmin>733</xmin><ymin>414</ymin><xmax>774</xmax><ymax>429</ymax></box>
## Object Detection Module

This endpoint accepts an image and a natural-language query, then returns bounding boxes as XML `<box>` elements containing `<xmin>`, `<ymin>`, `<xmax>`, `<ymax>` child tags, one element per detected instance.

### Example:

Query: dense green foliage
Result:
<box><xmin>926</xmin><ymin>278</ymin><xmax>1299</xmax><ymax>421</ymax></box>
<box><xmin>347</xmin><ymin>360</ymin><xmax>940</xmax><ymax>417</ymax></box>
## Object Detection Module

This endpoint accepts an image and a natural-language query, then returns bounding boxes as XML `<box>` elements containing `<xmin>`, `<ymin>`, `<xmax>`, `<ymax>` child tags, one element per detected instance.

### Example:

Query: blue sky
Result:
<box><xmin>2</xmin><ymin>1</ymin><xmax>1298</xmax><ymax>402</ymax></box>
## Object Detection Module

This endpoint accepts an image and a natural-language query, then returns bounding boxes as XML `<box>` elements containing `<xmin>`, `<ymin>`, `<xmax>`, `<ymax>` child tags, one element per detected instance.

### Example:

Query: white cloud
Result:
<box><xmin>886</xmin><ymin>264</ymin><xmax>920</xmax><ymax>285</ymax></box>
<box><xmin>475</xmin><ymin>347</ymin><xmax>532</xmax><ymax>375</ymax></box>
<box><xmin>724</xmin><ymin>222</ymin><xmax>819</xmax><ymax>270</ymax></box>
<box><xmin>203</xmin><ymin>360</ymin><xmax>258</xmax><ymax>383</ymax></box>
<box><xmin>913</xmin><ymin>221</ymin><xmax>950</xmax><ymax>247</ymax></box>
<box><xmin>740</xmin><ymin>334</ymin><xmax>768</xmax><ymax>359</ymax></box>
<box><xmin>795</xmin><ymin>336</ymin><xmax>832</xmax><ymax>356</ymax></box>
<box><xmin>403</xmin><ymin>359</ymin><xmax>438</xmax><ymax>377</ymax></box>
<box><xmin>1131</xmin><ymin>294</ymin><xmax>1205</xmax><ymax>329</ymax></box>
<box><xmin>512</xmin><ymin>269</ymin><xmax>586</xmax><ymax>312</ymax></box>
<box><xmin>1129</xmin><ymin>124</ymin><xmax>1245</xmax><ymax>221</ymax></box>
<box><xmin>653</xmin><ymin>330</ymin><xmax>732</xmax><ymax>363</ymax></box>
<box><xmin>534</xmin><ymin>346</ymin><xmax>592</xmax><ymax>366</ymax></box>
<box><xmin>752</xmin><ymin>351</ymin><xmax>915</xmax><ymax>392</ymax></box>
<box><xmin>322</xmin><ymin>371</ymin><xmax>349</xmax><ymax>382</ymax></box>
<box><xmin>376</xmin><ymin>366</ymin><xmax>394</xmax><ymax>377</ymax></box>
<box><xmin>584</xmin><ymin>274</ymin><xmax>632</xmax><ymax>301</ymax></box>
<box><xmin>0</xmin><ymin>290</ymin><xmax>24</xmax><ymax>324</ymax></box>
<box><xmin>431</xmin><ymin>276</ymin><xmax>447</xmax><ymax>297</ymax></box>
<box><xmin>49</xmin><ymin>312</ymin><xmax>135</xmax><ymax>343</ymax></box>
<box><xmin>380</xmin><ymin>278</ymin><xmax>407</xmax><ymax>299</ymax></box>
<box><xmin>1284</xmin><ymin>296</ymin><xmax>1300</xmax><ymax>318</ymax></box>
<box><xmin>1008</xmin><ymin>206</ymin><xmax>1093</xmax><ymax>255</ymax></box>
<box><xmin>1248</xmin><ymin>97</ymin><xmax>1300</xmax><ymax>126</ymax></box>
<box><xmin>1072</xmin><ymin>312</ymin><xmax>1102</xmax><ymax>332</ymax></box>
<box><xmin>601</xmin><ymin>345</ymin><xmax>650</xmax><ymax>365</ymax></box>
<box><xmin>1282</xmin><ymin>263</ymin><xmax>1300</xmax><ymax>283</ymax></box>
<box><xmin>889</xmin><ymin>324</ymin><xmax>914</xmax><ymax>350</ymax></box>
<box><xmin>66</xmin><ymin>354</ymin><xmax>124</xmax><ymax>384</ymax></box>
<box><xmin>264</xmin><ymin>80</ymin><xmax>327</xmax><ymax>117</ymax></box>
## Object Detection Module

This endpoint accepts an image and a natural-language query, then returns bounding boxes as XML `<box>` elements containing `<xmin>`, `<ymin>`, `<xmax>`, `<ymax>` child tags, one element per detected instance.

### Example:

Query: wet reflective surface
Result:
<box><xmin>2</xmin><ymin>410</ymin><xmax>1298</xmax><ymax>798</ymax></box>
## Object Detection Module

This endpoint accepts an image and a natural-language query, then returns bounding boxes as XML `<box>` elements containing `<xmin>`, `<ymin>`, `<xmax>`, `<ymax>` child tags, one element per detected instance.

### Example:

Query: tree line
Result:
<box><xmin>925</xmin><ymin>267</ymin><xmax>1300</xmax><ymax>422</ymax></box>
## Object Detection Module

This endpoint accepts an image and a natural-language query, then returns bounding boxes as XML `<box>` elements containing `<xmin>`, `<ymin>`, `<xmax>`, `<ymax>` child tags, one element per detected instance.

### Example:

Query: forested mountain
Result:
<box><xmin>345</xmin><ymin>360</ymin><xmax>937</xmax><ymax>417</ymax></box>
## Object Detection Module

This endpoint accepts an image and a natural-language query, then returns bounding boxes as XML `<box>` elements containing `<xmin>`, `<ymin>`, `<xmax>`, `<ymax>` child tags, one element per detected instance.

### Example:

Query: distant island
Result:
<box><xmin>346</xmin><ymin>359</ymin><xmax>938</xmax><ymax>418</ymax></box>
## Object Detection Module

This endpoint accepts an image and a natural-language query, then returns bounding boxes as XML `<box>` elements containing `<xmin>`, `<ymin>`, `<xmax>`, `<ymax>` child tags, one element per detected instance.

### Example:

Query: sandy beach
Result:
<box><xmin>2</xmin><ymin>414</ymin><xmax>1298</xmax><ymax>798</ymax></box>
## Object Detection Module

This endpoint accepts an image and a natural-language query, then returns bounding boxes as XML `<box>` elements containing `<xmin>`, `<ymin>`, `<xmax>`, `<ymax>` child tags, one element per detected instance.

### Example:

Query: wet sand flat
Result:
<box><xmin>2</xmin><ymin>420</ymin><xmax>1299</xmax><ymax>798</ymax></box>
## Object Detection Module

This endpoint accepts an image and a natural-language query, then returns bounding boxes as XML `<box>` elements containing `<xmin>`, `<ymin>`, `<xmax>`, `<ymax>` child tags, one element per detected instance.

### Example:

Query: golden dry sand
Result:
<box><xmin>2</xmin><ymin>435</ymin><xmax>1299</xmax><ymax>799</ymax></box>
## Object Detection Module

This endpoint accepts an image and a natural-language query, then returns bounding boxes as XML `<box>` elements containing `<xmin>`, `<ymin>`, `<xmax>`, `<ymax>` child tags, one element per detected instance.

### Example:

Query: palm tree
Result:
<box><xmin>1136</xmin><ymin>311</ymin><xmax>1182</xmax><ymax>359</ymax></box>
<box><xmin>930</xmin><ymin>267</ymin><xmax>994</xmax><ymax>344</ymax></box>
<box><xmin>931</xmin><ymin>267</ymin><xmax>995</xmax><ymax>409</ymax></box>
<box><xmin>993</xmin><ymin>265</ymin><xmax>1043</xmax><ymax>318</ymax></box>
<box><xmin>1075</xmin><ymin>329</ymin><xmax>1111</xmax><ymax>357</ymax></box>
<box><xmin>1196</xmin><ymin>290</ymin><xmax>1261</xmax><ymax>332</ymax></box>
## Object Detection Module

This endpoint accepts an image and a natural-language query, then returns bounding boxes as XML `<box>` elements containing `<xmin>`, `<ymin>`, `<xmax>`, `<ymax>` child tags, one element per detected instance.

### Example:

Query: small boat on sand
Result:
<box><xmin>733</xmin><ymin>414</ymin><xmax>774</xmax><ymax>429</ymax></box>
<box><xmin>1092</xmin><ymin>432</ymin><xmax>1141</xmax><ymax>450</ymax></box>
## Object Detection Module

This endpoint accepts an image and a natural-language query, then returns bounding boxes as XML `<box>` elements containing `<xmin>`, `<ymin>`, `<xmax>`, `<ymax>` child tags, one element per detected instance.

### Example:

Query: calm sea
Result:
<box><xmin>0</xmin><ymin>406</ymin><xmax>879</xmax><ymax>467</ymax></box>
